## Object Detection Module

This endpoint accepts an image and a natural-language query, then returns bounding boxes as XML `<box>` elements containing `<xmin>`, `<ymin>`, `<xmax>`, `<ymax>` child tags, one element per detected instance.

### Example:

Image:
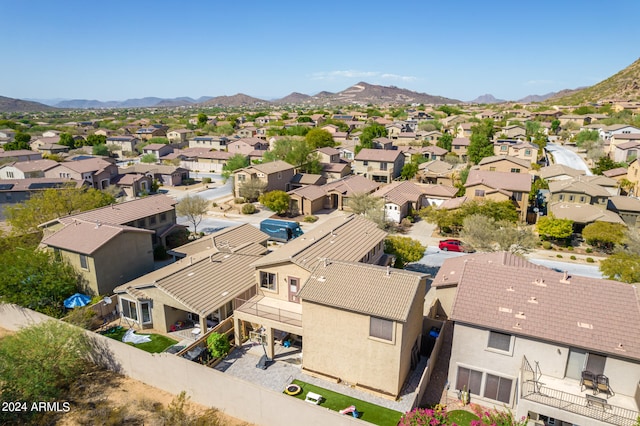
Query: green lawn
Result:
<box><xmin>286</xmin><ymin>379</ymin><xmax>402</xmax><ymax>426</ymax></box>
<box><xmin>101</xmin><ymin>326</ymin><xmax>178</xmax><ymax>353</ymax></box>
<box><xmin>447</xmin><ymin>409</ymin><xmax>479</xmax><ymax>425</ymax></box>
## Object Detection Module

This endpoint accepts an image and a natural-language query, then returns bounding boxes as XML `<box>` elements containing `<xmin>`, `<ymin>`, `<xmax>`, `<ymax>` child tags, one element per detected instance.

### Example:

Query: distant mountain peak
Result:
<box><xmin>471</xmin><ymin>94</ymin><xmax>506</xmax><ymax>104</ymax></box>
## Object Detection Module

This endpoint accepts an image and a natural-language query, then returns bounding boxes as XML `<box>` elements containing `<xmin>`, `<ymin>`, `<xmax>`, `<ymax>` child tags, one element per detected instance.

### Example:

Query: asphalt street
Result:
<box><xmin>545</xmin><ymin>143</ymin><xmax>593</xmax><ymax>175</ymax></box>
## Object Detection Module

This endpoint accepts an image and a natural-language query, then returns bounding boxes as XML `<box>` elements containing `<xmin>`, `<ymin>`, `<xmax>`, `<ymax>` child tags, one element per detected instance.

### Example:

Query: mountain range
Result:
<box><xmin>2</xmin><ymin>58</ymin><xmax>640</xmax><ymax>112</ymax></box>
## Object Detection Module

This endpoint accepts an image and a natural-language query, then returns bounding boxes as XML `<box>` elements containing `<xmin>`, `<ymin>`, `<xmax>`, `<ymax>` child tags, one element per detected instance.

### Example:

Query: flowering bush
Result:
<box><xmin>469</xmin><ymin>404</ymin><xmax>527</xmax><ymax>426</ymax></box>
<box><xmin>398</xmin><ymin>404</ymin><xmax>452</xmax><ymax>426</ymax></box>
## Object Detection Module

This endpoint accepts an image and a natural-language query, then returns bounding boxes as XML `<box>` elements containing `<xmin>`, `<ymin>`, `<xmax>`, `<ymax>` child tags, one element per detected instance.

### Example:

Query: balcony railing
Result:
<box><xmin>521</xmin><ymin>379</ymin><xmax>639</xmax><ymax>426</ymax></box>
<box><xmin>235</xmin><ymin>298</ymin><xmax>302</xmax><ymax>328</ymax></box>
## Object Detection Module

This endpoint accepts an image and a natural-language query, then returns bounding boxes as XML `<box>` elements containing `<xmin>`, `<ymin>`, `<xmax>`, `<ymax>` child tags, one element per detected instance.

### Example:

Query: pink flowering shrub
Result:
<box><xmin>469</xmin><ymin>404</ymin><xmax>527</xmax><ymax>426</ymax></box>
<box><xmin>398</xmin><ymin>404</ymin><xmax>453</xmax><ymax>426</ymax></box>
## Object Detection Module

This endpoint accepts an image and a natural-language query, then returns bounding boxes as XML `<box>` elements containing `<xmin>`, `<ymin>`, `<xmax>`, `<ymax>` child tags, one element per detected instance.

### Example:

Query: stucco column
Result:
<box><xmin>265</xmin><ymin>327</ymin><xmax>275</xmax><ymax>359</ymax></box>
<box><xmin>233</xmin><ymin>317</ymin><xmax>242</xmax><ymax>347</ymax></box>
<box><xmin>200</xmin><ymin>317</ymin><xmax>207</xmax><ymax>332</ymax></box>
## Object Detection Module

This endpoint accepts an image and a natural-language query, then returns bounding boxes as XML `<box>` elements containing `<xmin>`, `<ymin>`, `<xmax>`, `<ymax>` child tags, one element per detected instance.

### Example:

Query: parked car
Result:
<box><xmin>438</xmin><ymin>239</ymin><xmax>473</xmax><ymax>252</ymax></box>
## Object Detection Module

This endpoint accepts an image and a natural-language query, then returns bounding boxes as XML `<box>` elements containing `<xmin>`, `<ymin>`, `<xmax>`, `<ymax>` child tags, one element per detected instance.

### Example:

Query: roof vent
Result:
<box><xmin>386</xmin><ymin>266</ymin><xmax>390</xmax><ymax>276</ymax></box>
<box><xmin>499</xmin><ymin>307</ymin><xmax>512</xmax><ymax>313</ymax></box>
<box><xmin>560</xmin><ymin>271</ymin><xmax>571</xmax><ymax>284</ymax></box>
<box><xmin>577</xmin><ymin>322</ymin><xmax>593</xmax><ymax>329</ymax></box>
<box><xmin>95</xmin><ymin>221</ymin><xmax>101</xmax><ymax>229</ymax></box>
<box><xmin>187</xmin><ymin>272</ymin><xmax>194</xmax><ymax>277</ymax></box>
<box><xmin>616</xmin><ymin>343</ymin><xmax>626</xmax><ymax>352</ymax></box>
<box><xmin>515</xmin><ymin>312</ymin><xmax>526</xmax><ymax>319</ymax></box>
<box><xmin>317</xmin><ymin>276</ymin><xmax>326</xmax><ymax>282</ymax></box>
<box><xmin>528</xmin><ymin>296</ymin><xmax>538</xmax><ymax>304</ymax></box>
<box><xmin>221</xmin><ymin>291</ymin><xmax>229</xmax><ymax>297</ymax></box>
<box><xmin>513</xmin><ymin>322</ymin><xmax>522</xmax><ymax>329</ymax></box>
<box><xmin>533</xmin><ymin>278</ymin><xmax>546</xmax><ymax>287</ymax></box>
<box><xmin>506</xmin><ymin>286</ymin><xmax>515</xmax><ymax>292</ymax></box>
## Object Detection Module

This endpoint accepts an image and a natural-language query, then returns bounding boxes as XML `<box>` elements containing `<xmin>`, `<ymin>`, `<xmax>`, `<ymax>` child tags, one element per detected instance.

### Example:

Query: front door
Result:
<box><xmin>288</xmin><ymin>277</ymin><xmax>299</xmax><ymax>303</ymax></box>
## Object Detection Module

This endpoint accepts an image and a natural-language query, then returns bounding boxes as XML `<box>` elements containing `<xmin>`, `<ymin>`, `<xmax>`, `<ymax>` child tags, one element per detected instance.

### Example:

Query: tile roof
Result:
<box><xmin>354</xmin><ymin>148</ymin><xmax>403</xmax><ymax>162</ymax></box>
<box><xmin>602</xmin><ymin>167</ymin><xmax>628</xmax><ymax>178</ymax></box>
<box><xmin>322</xmin><ymin>174</ymin><xmax>379</xmax><ymax>196</ymax></box>
<box><xmin>478</xmin><ymin>155</ymin><xmax>531</xmax><ymax>169</ymax></box>
<box><xmin>448</xmin><ymin>257</ymin><xmax>640</xmax><ymax>361</ymax></box>
<box><xmin>55</xmin><ymin>194</ymin><xmax>177</xmax><ymax>226</ymax></box>
<box><xmin>41</xmin><ymin>219</ymin><xmax>153</xmax><ymax>254</ymax></box>
<box><xmin>115</xmin><ymin>251</ymin><xmax>260</xmax><ymax>316</ymax></box>
<box><xmin>288</xmin><ymin>184</ymin><xmax>326</xmax><ymax>200</ymax></box>
<box><xmin>465</xmin><ymin>169</ymin><xmax>532</xmax><ymax>192</ymax></box>
<box><xmin>548</xmin><ymin>178</ymin><xmax>611</xmax><ymax>197</ymax></box>
<box><xmin>251</xmin><ymin>214</ymin><xmax>387</xmax><ymax>271</ymax></box>
<box><xmin>317</xmin><ymin>147</ymin><xmax>340</xmax><ymax>155</ymax></box>
<box><xmin>549</xmin><ymin>202</ymin><xmax>625</xmax><ymax>224</ymax></box>
<box><xmin>539</xmin><ymin>164</ymin><xmax>586</xmax><ymax>180</ymax></box>
<box><xmin>10</xmin><ymin>159</ymin><xmax>58</xmax><ymax>173</ymax></box>
<box><xmin>438</xmin><ymin>196</ymin><xmax>468</xmax><ymax>210</ymax></box>
<box><xmin>452</xmin><ymin>137</ymin><xmax>470</xmax><ymax>146</ymax></box>
<box><xmin>119</xmin><ymin>163</ymin><xmax>188</xmax><ymax>175</ymax></box>
<box><xmin>607</xmin><ymin>195</ymin><xmax>640</xmax><ymax>213</ymax></box>
<box><xmin>52</xmin><ymin>158</ymin><xmax>114</xmax><ymax>174</ymax></box>
<box><xmin>246</xmin><ymin>160</ymin><xmax>294</xmax><ymax>174</ymax></box>
<box><xmin>418</xmin><ymin>160</ymin><xmax>454</xmax><ymax>174</ymax></box>
<box><xmin>0</xmin><ymin>178</ymin><xmax>81</xmax><ymax>192</ymax></box>
<box><xmin>298</xmin><ymin>260</ymin><xmax>426</xmax><ymax>322</ymax></box>
<box><xmin>373</xmin><ymin>181</ymin><xmax>426</xmax><ymax>205</ymax></box>
<box><xmin>169</xmin><ymin>223</ymin><xmax>269</xmax><ymax>257</ymax></box>
<box><xmin>615</xmin><ymin>141</ymin><xmax>640</xmax><ymax>150</ymax></box>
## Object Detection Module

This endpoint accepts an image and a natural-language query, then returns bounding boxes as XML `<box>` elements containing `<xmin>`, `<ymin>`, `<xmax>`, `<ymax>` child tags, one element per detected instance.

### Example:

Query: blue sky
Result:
<box><xmin>1</xmin><ymin>1</ymin><xmax>639</xmax><ymax>103</ymax></box>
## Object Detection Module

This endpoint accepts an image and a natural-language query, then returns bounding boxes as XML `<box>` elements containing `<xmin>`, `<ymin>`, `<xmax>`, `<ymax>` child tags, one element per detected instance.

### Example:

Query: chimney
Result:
<box><xmin>95</xmin><ymin>221</ymin><xmax>101</xmax><ymax>229</ymax></box>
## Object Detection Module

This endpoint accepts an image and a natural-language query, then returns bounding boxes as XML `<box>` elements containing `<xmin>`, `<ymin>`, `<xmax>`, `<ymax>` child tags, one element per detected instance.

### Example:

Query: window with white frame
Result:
<box><xmin>369</xmin><ymin>316</ymin><xmax>393</xmax><ymax>341</ymax></box>
<box><xmin>487</xmin><ymin>331</ymin><xmax>512</xmax><ymax>353</ymax></box>
<box><xmin>484</xmin><ymin>374</ymin><xmax>513</xmax><ymax>403</ymax></box>
<box><xmin>140</xmin><ymin>302</ymin><xmax>151</xmax><ymax>324</ymax></box>
<box><xmin>121</xmin><ymin>299</ymin><xmax>138</xmax><ymax>321</ymax></box>
<box><xmin>456</xmin><ymin>366</ymin><xmax>482</xmax><ymax>395</ymax></box>
<box><xmin>259</xmin><ymin>271</ymin><xmax>276</xmax><ymax>291</ymax></box>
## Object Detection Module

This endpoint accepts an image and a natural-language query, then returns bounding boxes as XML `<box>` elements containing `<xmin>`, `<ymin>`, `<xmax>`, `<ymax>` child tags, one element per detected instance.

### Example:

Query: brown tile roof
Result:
<box><xmin>548</xmin><ymin>178</ymin><xmax>610</xmax><ymax>197</ymax></box>
<box><xmin>247</xmin><ymin>160</ymin><xmax>294</xmax><ymax>174</ymax></box>
<box><xmin>354</xmin><ymin>148</ymin><xmax>403</xmax><ymax>162</ymax></box>
<box><xmin>51</xmin><ymin>158</ymin><xmax>114</xmax><ymax>174</ymax></box>
<box><xmin>452</xmin><ymin>137</ymin><xmax>470</xmax><ymax>146</ymax></box>
<box><xmin>317</xmin><ymin>147</ymin><xmax>340</xmax><ymax>155</ymax></box>
<box><xmin>602</xmin><ymin>167</ymin><xmax>628</xmax><ymax>178</ymax></box>
<box><xmin>322</xmin><ymin>175</ymin><xmax>379</xmax><ymax>196</ymax></box>
<box><xmin>55</xmin><ymin>194</ymin><xmax>177</xmax><ymax>226</ymax></box>
<box><xmin>11</xmin><ymin>159</ymin><xmax>58</xmax><ymax>173</ymax></box>
<box><xmin>298</xmin><ymin>260</ymin><xmax>426</xmax><ymax>322</ymax></box>
<box><xmin>143</xmin><ymin>143</ymin><xmax>168</xmax><ymax>150</ymax></box>
<box><xmin>0</xmin><ymin>178</ymin><xmax>81</xmax><ymax>192</ymax></box>
<box><xmin>373</xmin><ymin>181</ymin><xmax>425</xmax><ymax>205</ymax></box>
<box><xmin>612</xmin><ymin>133</ymin><xmax>640</xmax><ymax>141</ymax></box>
<box><xmin>169</xmin><ymin>223</ymin><xmax>269</xmax><ymax>257</ymax></box>
<box><xmin>115</xmin><ymin>252</ymin><xmax>260</xmax><ymax>317</ymax></box>
<box><xmin>465</xmin><ymin>170</ymin><xmax>532</xmax><ymax>192</ymax></box>
<box><xmin>418</xmin><ymin>183</ymin><xmax>458</xmax><ymax>198</ymax></box>
<box><xmin>539</xmin><ymin>164</ymin><xmax>586</xmax><ymax>180</ymax></box>
<box><xmin>549</xmin><ymin>202</ymin><xmax>625</xmax><ymax>224</ymax></box>
<box><xmin>288</xmin><ymin>184</ymin><xmax>326</xmax><ymax>200</ymax></box>
<box><xmin>41</xmin><ymin>219</ymin><xmax>153</xmax><ymax>255</ymax></box>
<box><xmin>251</xmin><ymin>214</ymin><xmax>387</xmax><ymax>271</ymax></box>
<box><xmin>438</xmin><ymin>196</ymin><xmax>468</xmax><ymax>210</ymax></box>
<box><xmin>478</xmin><ymin>155</ymin><xmax>531</xmax><ymax>169</ymax></box>
<box><xmin>321</xmin><ymin>162</ymin><xmax>349</xmax><ymax>173</ymax></box>
<box><xmin>607</xmin><ymin>195</ymin><xmax>640</xmax><ymax>213</ymax></box>
<box><xmin>231</xmin><ymin>137</ymin><xmax>264</xmax><ymax>146</ymax></box>
<box><xmin>615</xmin><ymin>141</ymin><xmax>640</xmax><ymax>150</ymax></box>
<box><xmin>449</xmin><ymin>257</ymin><xmax>640</xmax><ymax>361</ymax></box>
<box><xmin>419</xmin><ymin>160</ymin><xmax>454</xmax><ymax>174</ymax></box>
<box><xmin>119</xmin><ymin>163</ymin><xmax>188</xmax><ymax>175</ymax></box>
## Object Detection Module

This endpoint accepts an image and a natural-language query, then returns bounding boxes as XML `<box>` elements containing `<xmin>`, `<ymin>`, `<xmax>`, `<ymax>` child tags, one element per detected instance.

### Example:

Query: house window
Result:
<box><xmin>514</xmin><ymin>192</ymin><xmax>522</xmax><ymax>202</ymax></box>
<box><xmin>525</xmin><ymin>149</ymin><xmax>531</xmax><ymax>156</ymax></box>
<box><xmin>484</xmin><ymin>374</ymin><xmax>513</xmax><ymax>403</ymax></box>
<box><xmin>259</xmin><ymin>271</ymin><xmax>276</xmax><ymax>291</ymax></box>
<box><xmin>6</xmin><ymin>171</ymin><xmax>13</xmax><ymax>178</ymax></box>
<box><xmin>53</xmin><ymin>248</ymin><xmax>62</xmax><ymax>262</ymax></box>
<box><xmin>149</xmin><ymin>215</ymin><xmax>156</xmax><ymax>225</ymax></box>
<box><xmin>559</xmin><ymin>195</ymin><xmax>564</xmax><ymax>201</ymax></box>
<box><xmin>510</xmin><ymin>168</ymin><xmax>520</xmax><ymax>173</ymax></box>
<box><xmin>501</xmin><ymin>145</ymin><xmax>508</xmax><ymax>151</ymax></box>
<box><xmin>580</xmin><ymin>196</ymin><xmax>585</xmax><ymax>203</ymax></box>
<box><xmin>121</xmin><ymin>299</ymin><xmax>138</xmax><ymax>322</ymax></box>
<box><xmin>380</xmin><ymin>162</ymin><xmax>387</xmax><ymax>171</ymax></box>
<box><xmin>238</xmin><ymin>174</ymin><xmax>246</xmax><ymax>182</ymax></box>
<box><xmin>456</xmin><ymin>366</ymin><xmax>482</xmax><ymax>395</ymax></box>
<box><xmin>160</xmin><ymin>213</ymin><xmax>167</xmax><ymax>222</ymax></box>
<box><xmin>566</xmin><ymin>348</ymin><xmax>606</xmax><ymax>379</ymax></box>
<box><xmin>489</xmin><ymin>167</ymin><xmax>496</xmax><ymax>171</ymax></box>
<box><xmin>277</xmin><ymin>172</ymin><xmax>282</xmax><ymax>179</ymax></box>
<box><xmin>363</xmin><ymin>160</ymin><xmax>368</xmax><ymax>166</ymax></box>
<box><xmin>569</xmin><ymin>195</ymin><xmax>574</xmax><ymax>202</ymax></box>
<box><xmin>487</xmin><ymin>331</ymin><xmax>512</xmax><ymax>352</ymax></box>
<box><xmin>141</xmin><ymin>302</ymin><xmax>151</xmax><ymax>324</ymax></box>
<box><xmin>137</xmin><ymin>219</ymin><xmax>146</xmax><ymax>227</ymax></box>
<box><xmin>369</xmin><ymin>317</ymin><xmax>393</xmax><ymax>341</ymax></box>
<box><xmin>79</xmin><ymin>254</ymin><xmax>89</xmax><ymax>270</ymax></box>
<box><xmin>475</xmin><ymin>189</ymin><xmax>485</xmax><ymax>197</ymax></box>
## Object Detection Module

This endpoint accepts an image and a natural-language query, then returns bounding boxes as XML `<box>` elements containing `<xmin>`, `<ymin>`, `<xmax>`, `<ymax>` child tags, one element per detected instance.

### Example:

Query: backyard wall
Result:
<box><xmin>0</xmin><ymin>304</ymin><xmax>362</xmax><ymax>426</ymax></box>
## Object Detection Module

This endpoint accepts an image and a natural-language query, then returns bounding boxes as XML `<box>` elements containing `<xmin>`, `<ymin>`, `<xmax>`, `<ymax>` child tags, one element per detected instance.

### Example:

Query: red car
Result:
<box><xmin>439</xmin><ymin>239</ymin><xmax>472</xmax><ymax>252</ymax></box>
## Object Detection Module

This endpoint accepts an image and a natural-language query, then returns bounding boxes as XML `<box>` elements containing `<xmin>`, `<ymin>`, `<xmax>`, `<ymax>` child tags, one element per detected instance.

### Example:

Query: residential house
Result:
<box><xmin>0</xmin><ymin>129</ymin><xmax>16</xmax><ymax>143</ymax></box>
<box><xmin>372</xmin><ymin>137</ymin><xmax>394</xmax><ymax>150</ymax></box>
<box><xmin>440</xmin><ymin>115</ymin><xmax>469</xmax><ymax>130</ymax></box>
<box><xmin>118</xmin><ymin>163</ymin><xmax>190</xmax><ymax>187</ymax></box>
<box><xmin>320</xmin><ymin>162</ymin><xmax>351</xmax><ymax>182</ymax></box>
<box><xmin>451</xmin><ymin>138</ymin><xmax>470</xmax><ymax>160</ymax></box>
<box><xmin>493</xmin><ymin>140</ymin><xmax>538</xmax><ymax>162</ymax></box>
<box><xmin>288</xmin><ymin>175</ymin><xmax>380</xmax><ymax>215</ymax></box>
<box><xmin>233</xmin><ymin>160</ymin><xmax>295</xmax><ymax>198</ymax></box>
<box><xmin>110</xmin><ymin>173</ymin><xmax>153</xmax><ymax>199</ymax></box>
<box><xmin>0</xmin><ymin>149</ymin><xmax>42</xmax><ymax>162</ymax></box>
<box><xmin>395</xmin><ymin>132</ymin><xmax>418</xmax><ymax>145</ymax></box>
<box><xmin>166</xmin><ymin>129</ymin><xmax>194</xmax><ymax>143</ymax></box>
<box><xmin>237</xmin><ymin>126</ymin><xmax>257</xmax><ymax>139</ymax></box>
<box><xmin>431</xmin><ymin>253</ymin><xmax>640</xmax><ymax>426</ymax></box>
<box><xmin>93</xmin><ymin>129</ymin><xmax>112</xmax><ymax>137</ymax></box>
<box><xmin>321</xmin><ymin>124</ymin><xmax>340</xmax><ymax>134</ymax></box>
<box><xmin>106</xmin><ymin>136</ymin><xmax>140</xmax><ymax>158</ymax></box>
<box><xmin>397</xmin><ymin>145</ymin><xmax>447</xmax><ymax>163</ymax></box>
<box><xmin>532</xmin><ymin>110</ymin><xmax>563</xmax><ymax>120</ymax></box>
<box><xmin>464</xmin><ymin>170</ymin><xmax>532</xmax><ymax>221</ymax></box>
<box><xmin>0</xmin><ymin>179</ymin><xmax>80</xmax><ymax>217</ymax></box>
<box><xmin>420</xmin><ymin>131</ymin><xmax>442</xmax><ymax>145</ymax></box>
<box><xmin>233</xmin><ymin>214</ymin><xmax>388</xmax><ymax>359</ymax></box>
<box><xmin>142</xmin><ymin>143</ymin><xmax>174</xmax><ymax>159</ymax></box>
<box><xmin>188</xmin><ymin>136</ymin><xmax>229</xmax><ymax>151</ymax></box>
<box><xmin>40</xmin><ymin>219</ymin><xmax>154</xmax><ymax>296</ymax></box>
<box><xmin>417</xmin><ymin>160</ymin><xmax>455</xmax><ymax>185</ymax></box>
<box><xmin>44</xmin><ymin>157</ymin><xmax>118</xmax><ymax>190</ymax></box>
<box><xmin>598</xmin><ymin>124</ymin><xmax>640</xmax><ymax>141</ymax></box>
<box><xmin>498</xmin><ymin>125</ymin><xmax>526</xmax><ymax>140</ymax></box>
<box><xmin>548</xmin><ymin>202</ymin><xmax>625</xmax><ymax>229</ymax></box>
<box><xmin>477</xmin><ymin>155</ymin><xmax>532</xmax><ymax>174</ymax></box>
<box><xmin>539</xmin><ymin>164</ymin><xmax>586</xmax><ymax>182</ymax></box>
<box><xmin>418</xmin><ymin>183</ymin><xmax>459</xmax><ymax>208</ymax></box>
<box><xmin>227</xmin><ymin>137</ymin><xmax>268</xmax><ymax>156</ymax></box>
<box><xmin>353</xmin><ymin>148</ymin><xmax>405</xmax><ymax>184</ymax></box>
<box><xmin>627</xmin><ymin>158</ymin><xmax>640</xmax><ymax>196</ymax></box>
<box><xmin>287</xmin><ymin>173</ymin><xmax>326</xmax><ymax>191</ymax></box>
<box><xmin>298</xmin><ymin>260</ymin><xmax>426</xmax><ymax>398</ymax></box>
<box><xmin>602</xmin><ymin>167</ymin><xmax>628</xmax><ymax>186</ymax></box>
<box><xmin>0</xmin><ymin>159</ymin><xmax>58</xmax><ymax>179</ymax></box>
<box><xmin>135</xmin><ymin>126</ymin><xmax>167</xmax><ymax>140</ymax></box>
<box><xmin>548</xmin><ymin>175</ymin><xmax>617</xmax><ymax>207</ymax></box>
<box><xmin>455</xmin><ymin>123</ymin><xmax>473</xmax><ymax>139</ymax></box>
<box><xmin>316</xmin><ymin>147</ymin><xmax>341</xmax><ymax>164</ymax></box>
<box><xmin>559</xmin><ymin>114</ymin><xmax>589</xmax><ymax>127</ymax></box>
<box><xmin>42</xmin><ymin>130</ymin><xmax>61</xmax><ymax>138</ymax></box>
<box><xmin>607</xmin><ymin>195</ymin><xmax>640</xmax><ymax>228</ymax></box>
<box><xmin>182</xmin><ymin>149</ymin><xmax>234</xmax><ymax>173</ymax></box>
<box><xmin>611</xmin><ymin>140</ymin><xmax>640</xmax><ymax>162</ymax></box>
<box><xmin>373</xmin><ymin>181</ymin><xmax>428</xmax><ymax>223</ymax></box>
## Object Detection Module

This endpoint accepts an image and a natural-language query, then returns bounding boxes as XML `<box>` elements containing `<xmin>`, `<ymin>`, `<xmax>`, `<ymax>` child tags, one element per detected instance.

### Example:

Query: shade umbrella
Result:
<box><xmin>63</xmin><ymin>293</ymin><xmax>92</xmax><ymax>309</ymax></box>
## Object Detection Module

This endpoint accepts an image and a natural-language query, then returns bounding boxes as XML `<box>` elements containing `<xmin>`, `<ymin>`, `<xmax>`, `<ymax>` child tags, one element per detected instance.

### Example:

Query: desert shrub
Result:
<box><xmin>586</xmin><ymin>257</ymin><xmax>595</xmax><ymax>263</ymax></box>
<box><xmin>182</xmin><ymin>178</ymin><xmax>195</xmax><ymax>185</ymax></box>
<box><xmin>556</xmin><ymin>254</ymin><xmax>563</xmax><ymax>258</ymax></box>
<box><xmin>542</xmin><ymin>241</ymin><xmax>552</xmax><ymax>250</ymax></box>
<box><xmin>303</xmin><ymin>215</ymin><xmax>318</xmax><ymax>223</ymax></box>
<box><xmin>64</xmin><ymin>307</ymin><xmax>99</xmax><ymax>330</ymax></box>
<box><xmin>586</xmin><ymin>248</ymin><xmax>593</xmax><ymax>253</ymax></box>
<box><xmin>211</xmin><ymin>202</ymin><xmax>218</xmax><ymax>208</ymax></box>
<box><xmin>207</xmin><ymin>333</ymin><xmax>231</xmax><ymax>358</ymax></box>
<box><xmin>567</xmin><ymin>246</ymin><xmax>573</xmax><ymax>251</ymax></box>
<box><xmin>570</xmin><ymin>255</ymin><xmax>576</xmax><ymax>260</ymax></box>
<box><xmin>202</xmin><ymin>177</ymin><xmax>212</xmax><ymax>184</ymax></box>
<box><xmin>234</xmin><ymin>197</ymin><xmax>245</xmax><ymax>204</ymax></box>
<box><xmin>242</xmin><ymin>204</ymin><xmax>257</xmax><ymax>214</ymax></box>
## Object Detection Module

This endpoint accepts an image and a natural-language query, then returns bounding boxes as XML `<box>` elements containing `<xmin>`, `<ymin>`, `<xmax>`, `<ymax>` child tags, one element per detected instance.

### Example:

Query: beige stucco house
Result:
<box><xmin>431</xmin><ymin>252</ymin><xmax>640</xmax><ymax>426</ymax></box>
<box><xmin>233</xmin><ymin>160</ymin><xmax>295</xmax><ymax>199</ymax></box>
<box><xmin>477</xmin><ymin>155</ymin><xmax>532</xmax><ymax>174</ymax></box>
<box><xmin>353</xmin><ymin>148</ymin><xmax>405</xmax><ymax>183</ymax></box>
<box><xmin>464</xmin><ymin>170</ymin><xmax>532</xmax><ymax>221</ymax></box>
<box><xmin>548</xmin><ymin>176</ymin><xmax>613</xmax><ymax>208</ymax></box>
<box><xmin>44</xmin><ymin>157</ymin><xmax>118</xmax><ymax>190</ymax></box>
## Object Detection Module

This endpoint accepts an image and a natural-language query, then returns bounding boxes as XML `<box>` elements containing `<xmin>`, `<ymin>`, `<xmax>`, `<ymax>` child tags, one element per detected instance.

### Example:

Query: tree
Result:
<box><xmin>197</xmin><ymin>113</ymin><xmax>208</xmax><ymax>128</ymax></box>
<box><xmin>239</xmin><ymin>178</ymin><xmax>267</xmax><ymax>201</ymax></box>
<box><xmin>0</xmin><ymin>321</ymin><xmax>90</xmax><ymax>417</ymax></box>
<box><xmin>600</xmin><ymin>251</ymin><xmax>640</xmax><ymax>283</ymax></box>
<box><xmin>582</xmin><ymin>221</ymin><xmax>626</xmax><ymax>252</ymax></box>
<box><xmin>551</xmin><ymin>119</ymin><xmax>561</xmax><ymax>134</ymax></box>
<box><xmin>175</xmin><ymin>194</ymin><xmax>208</xmax><ymax>235</ymax></box>
<box><xmin>0</xmin><ymin>244</ymin><xmax>79</xmax><ymax>317</ymax></box>
<box><xmin>525</xmin><ymin>121</ymin><xmax>542</xmax><ymax>138</ymax></box>
<box><xmin>436</xmin><ymin>133</ymin><xmax>453</xmax><ymax>151</ymax></box>
<box><xmin>461</xmin><ymin>214</ymin><xmax>536</xmax><ymax>254</ymax></box>
<box><xmin>401</xmin><ymin>162</ymin><xmax>419</xmax><ymax>180</ymax></box>
<box><xmin>259</xmin><ymin>190</ymin><xmax>290</xmax><ymax>215</ymax></box>
<box><xmin>59</xmin><ymin>132</ymin><xmax>76</xmax><ymax>149</ymax></box>
<box><xmin>263</xmin><ymin>137</ymin><xmax>320</xmax><ymax>173</ymax></box>
<box><xmin>140</xmin><ymin>153</ymin><xmax>158</xmax><ymax>164</ymax></box>
<box><xmin>206</xmin><ymin>332</ymin><xmax>231</xmax><ymax>358</ymax></box>
<box><xmin>6</xmin><ymin>186</ymin><xmax>116</xmax><ymax>235</ymax></box>
<box><xmin>592</xmin><ymin>156</ymin><xmax>626</xmax><ymax>175</ymax></box>
<box><xmin>92</xmin><ymin>143</ymin><xmax>110</xmax><ymax>156</ymax></box>
<box><xmin>221</xmin><ymin>153</ymin><xmax>249</xmax><ymax>182</ymax></box>
<box><xmin>3</xmin><ymin>131</ymin><xmax>31</xmax><ymax>150</ymax></box>
<box><xmin>305</xmin><ymin>128</ymin><xmax>335</xmax><ymax>149</ymax></box>
<box><xmin>85</xmin><ymin>134</ymin><xmax>106</xmax><ymax>146</ymax></box>
<box><xmin>467</xmin><ymin>119</ymin><xmax>495</xmax><ymax>164</ymax></box>
<box><xmin>348</xmin><ymin>192</ymin><xmax>387</xmax><ymax>228</ymax></box>
<box><xmin>574</xmin><ymin>130</ymin><xmax>600</xmax><ymax>147</ymax></box>
<box><xmin>536</xmin><ymin>216</ymin><xmax>573</xmax><ymax>241</ymax></box>
<box><xmin>358</xmin><ymin>123</ymin><xmax>387</xmax><ymax>151</ymax></box>
<box><xmin>384</xmin><ymin>236</ymin><xmax>425</xmax><ymax>268</ymax></box>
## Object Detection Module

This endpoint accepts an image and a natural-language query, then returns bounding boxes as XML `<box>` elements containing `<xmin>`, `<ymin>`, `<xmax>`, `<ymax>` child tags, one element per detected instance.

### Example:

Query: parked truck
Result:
<box><xmin>259</xmin><ymin>219</ymin><xmax>303</xmax><ymax>242</ymax></box>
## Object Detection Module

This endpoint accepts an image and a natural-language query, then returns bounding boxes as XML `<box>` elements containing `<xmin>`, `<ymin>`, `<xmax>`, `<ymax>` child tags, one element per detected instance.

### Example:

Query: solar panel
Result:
<box><xmin>0</xmin><ymin>184</ymin><xmax>15</xmax><ymax>190</ymax></box>
<box><xmin>28</xmin><ymin>182</ymin><xmax>66</xmax><ymax>189</ymax></box>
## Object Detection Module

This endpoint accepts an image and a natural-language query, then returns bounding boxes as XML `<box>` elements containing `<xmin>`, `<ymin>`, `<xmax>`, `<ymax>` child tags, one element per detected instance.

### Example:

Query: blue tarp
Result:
<box><xmin>63</xmin><ymin>293</ymin><xmax>91</xmax><ymax>309</ymax></box>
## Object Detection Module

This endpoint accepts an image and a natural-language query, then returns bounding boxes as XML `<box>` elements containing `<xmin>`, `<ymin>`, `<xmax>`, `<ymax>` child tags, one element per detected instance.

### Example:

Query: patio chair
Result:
<box><xmin>596</xmin><ymin>374</ymin><xmax>614</xmax><ymax>398</ymax></box>
<box><xmin>580</xmin><ymin>370</ymin><xmax>597</xmax><ymax>394</ymax></box>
